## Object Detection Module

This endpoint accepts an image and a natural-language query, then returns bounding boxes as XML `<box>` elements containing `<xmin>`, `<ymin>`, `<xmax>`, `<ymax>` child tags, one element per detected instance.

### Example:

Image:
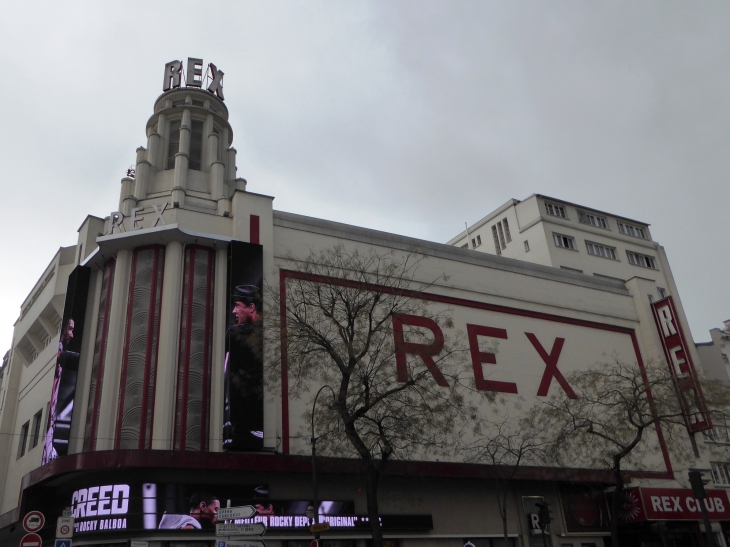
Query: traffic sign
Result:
<box><xmin>310</xmin><ymin>522</ymin><xmax>330</xmax><ymax>533</ymax></box>
<box><xmin>19</xmin><ymin>533</ymin><xmax>42</xmax><ymax>547</ymax></box>
<box><xmin>216</xmin><ymin>522</ymin><xmax>266</xmax><ymax>536</ymax></box>
<box><xmin>54</xmin><ymin>541</ymin><xmax>71</xmax><ymax>547</ymax></box>
<box><xmin>56</xmin><ymin>516</ymin><xmax>74</xmax><ymax>538</ymax></box>
<box><xmin>217</xmin><ymin>523</ymin><xmax>269</xmax><ymax>536</ymax></box>
<box><xmin>218</xmin><ymin>506</ymin><xmax>258</xmax><ymax>520</ymax></box>
<box><xmin>217</xmin><ymin>541</ymin><xmax>266</xmax><ymax>547</ymax></box>
<box><xmin>23</xmin><ymin>511</ymin><xmax>45</xmax><ymax>533</ymax></box>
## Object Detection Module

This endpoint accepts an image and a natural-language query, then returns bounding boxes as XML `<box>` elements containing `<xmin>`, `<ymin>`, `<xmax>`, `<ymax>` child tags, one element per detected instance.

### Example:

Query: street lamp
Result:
<box><xmin>310</xmin><ymin>385</ymin><xmax>340</xmax><ymax>540</ymax></box>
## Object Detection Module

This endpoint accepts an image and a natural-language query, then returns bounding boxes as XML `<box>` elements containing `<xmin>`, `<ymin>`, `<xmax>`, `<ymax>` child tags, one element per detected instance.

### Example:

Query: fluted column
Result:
<box><xmin>225</xmin><ymin>147</ymin><xmax>237</xmax><ymax>197</ymax></box>
<box><xmin>172</xmin><ymin>108</ymin><xmax>191</xmax><ymax>207</ymax></box>
<box><xmin>209</xmin><ymin>248</ymin><xmax>228</xmax><ymax>452</ymax></box>
<box><xmin>119</xmin><ymin>177</ymin><xmax>135</xmax><ymax>214</ymax></box>
<box><xmin>151</xmin><ymin>240</ymin><xmax>184</xmax><ymax>450</ymax></box>
<box><xmin>134</xmin><ymin>146</ymin><xmax>150</xmax><ymax>201</ymax></box>
<box><xmin>94</xmin><ymin>249</ymin><xmax>132</xmax><ymax>451</ymax></box>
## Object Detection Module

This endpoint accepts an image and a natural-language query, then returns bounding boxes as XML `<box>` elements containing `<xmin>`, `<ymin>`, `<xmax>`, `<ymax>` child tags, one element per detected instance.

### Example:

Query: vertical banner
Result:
<box><xmin>224</xmin><ymin>241</ymin><xmax>264</xmax><ymax>451</ymax></box>
<box><xmin>42</xmin><ymin>265</ymin><xmax>92</xmax><ymax>464</ymax></box>
<box><xmin>651</xmin><ymin>296</ymin><xmax>711</xmax><ymax>432</ymax></box>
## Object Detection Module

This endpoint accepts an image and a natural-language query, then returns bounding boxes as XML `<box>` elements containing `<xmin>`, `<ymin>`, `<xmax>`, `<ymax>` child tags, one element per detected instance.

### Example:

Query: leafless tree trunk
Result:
<box><xmin>266</xmin><ymin>246</ymin><xmax>479</xmax><ymax>547</ymax></box>
<box><xmin>531</xmin><ymin>358</ymin><xmax>721</xmax><ymax>546</ymax></box>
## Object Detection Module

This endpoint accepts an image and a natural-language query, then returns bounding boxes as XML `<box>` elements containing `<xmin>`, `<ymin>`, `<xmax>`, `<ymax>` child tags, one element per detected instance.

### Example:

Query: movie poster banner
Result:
<box><xmin>69</xmin><ymin>482</ymin><xmax>267</xmax><ymax>534</ymax></box>
<box><xmin>42</xmin><ymin>265</ymin><xmax>92</xmax><ymax>464</ymax></box>
<box><xmin>224</xmin><ymin>240</ymin><xmax>264</xmax><ymax>451</ymax></box>
<box><xmin>62</xmin><ymin>479</ymin><xmax>431</xmax><ymax>535</ymax></box>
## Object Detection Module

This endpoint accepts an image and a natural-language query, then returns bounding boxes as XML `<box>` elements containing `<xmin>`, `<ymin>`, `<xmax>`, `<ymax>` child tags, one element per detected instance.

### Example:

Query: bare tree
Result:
<box><xmin>465</xmin><ymin>405</ymin><xmax>548</xmax><ymax>543</ymax></box>
<box><xmin>531</xmin><ymin>358</ymin><xmax>700</xmax><ymax>546</ymax></box>
<box><xmin>267</xmin><ymin>245</ymin><xmax>477</xmax><ymax>547</ymax></box>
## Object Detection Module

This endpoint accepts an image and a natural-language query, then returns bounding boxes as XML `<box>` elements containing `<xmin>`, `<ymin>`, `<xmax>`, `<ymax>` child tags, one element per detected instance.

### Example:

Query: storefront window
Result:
<box><xmin>116</xmin><ymin>246</ymin><xmax>165</xmax><ymax>450</ymax></box>
<box><xmin>173</xmin><ymin>245</ymin><xmax>214</xmax><ymax>451</ymax></box>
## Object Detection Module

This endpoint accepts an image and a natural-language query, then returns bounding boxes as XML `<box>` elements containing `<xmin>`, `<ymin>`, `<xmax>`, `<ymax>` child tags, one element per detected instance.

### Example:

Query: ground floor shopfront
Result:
<box><xmin>0</xmin><ymin>450</ymin><xmax>631</xmax><ymax>547</ymax></box>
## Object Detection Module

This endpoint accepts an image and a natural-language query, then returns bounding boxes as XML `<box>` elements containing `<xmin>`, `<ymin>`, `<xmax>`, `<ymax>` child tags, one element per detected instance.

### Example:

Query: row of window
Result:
<box><xmin>460</xmin><ymin>218</ymin><xmax>512</xmax><ymax>255</ymax></box>
<box><xmin>82</xmin><ymin>245</ymin><xmax>215</xmax><ymax>453</ymax></box>
<box><xmin>491</xmin><ymin>218</ymin><xmax>512</xmax><ymax>255</ymax></box>
<box><xmin>552</xmin><ymin>233</ymin><xmax>658</xmax><ymax>269</ymax></box>
<box><xmin>545</xmin><ymin>202</ymin><xmax>647</xmax><ymax>239</ymax></box>
<box><xmin>165</xmin><ymin>120</ymin><xmax>221</xmax><ymax>172</ymax></box>
<box><xmin>17</xmin><ymin>406</ymin><xmax>48</xmax><ymax>459</ymax></box>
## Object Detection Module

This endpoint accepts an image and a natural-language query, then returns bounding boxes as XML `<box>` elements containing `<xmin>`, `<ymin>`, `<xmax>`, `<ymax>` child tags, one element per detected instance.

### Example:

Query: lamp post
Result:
<box><xmin>309</xmin><ymin>385</ymin><xmax>339</xmax><ymax>541</ymax></box>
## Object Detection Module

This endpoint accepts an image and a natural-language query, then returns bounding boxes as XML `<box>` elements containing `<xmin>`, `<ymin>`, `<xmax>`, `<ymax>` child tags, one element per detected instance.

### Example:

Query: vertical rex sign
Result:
<box><xmin>42</xmin><ymin>265</ymin><xmax>92</xmax><ymax>464</ymax></box>
<box><xmin>223</xmin><ymin>241</ymin><xmax>264</xmax><ymax>451</ymax></box>
<box><xmin>651</xmin><ymin>296</ymin><xmax>712</xmax><ymax>433</ymax></box>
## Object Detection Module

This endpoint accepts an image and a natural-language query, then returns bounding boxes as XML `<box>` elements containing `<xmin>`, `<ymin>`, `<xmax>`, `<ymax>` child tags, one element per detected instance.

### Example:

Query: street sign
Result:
<box><xmin>19</xmin><ymin>533</ymin><xmax>43</xmax><ymax>547</ymax></box>
<box><xmin>56</xmin><ymin>516</ymin><xmax>74</xmax><ymax>538</ymax></box>
<box><xmin>216</xmin><ymin>541</ymin><xmax>267</xmax><ymax>547</ymax></box>
<box><xmin>218</xmin><ymin>506</ymin><xmax>258</xmax><ymax>520</ymax></box>
<box><xmin>23</xmin><ymin>511</ymin><xmax>45</xmax><ymax>533</ymax></box>
<box><xmin>216</xmin><ymin>522</ymin><xmax>267</xmax><ymax>536</ymax></box>
<box><xmin>54</xmin><ymin>541</ymin><xmax>71</xmax><ymax>547</ymax></box>
<box><xmin>310</xmin><ymin>522</ymin><xmax>330</xmax><ymax>533</ymax></box>
<box><xmin>217</xmin><ymin>523</ymin><xmax>269</xmax><ymax>536</ymax></box>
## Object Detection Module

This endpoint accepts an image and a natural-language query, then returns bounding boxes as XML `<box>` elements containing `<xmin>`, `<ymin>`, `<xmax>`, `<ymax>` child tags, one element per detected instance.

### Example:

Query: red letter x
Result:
<box><xmin>525</xmin><ymin>333</ymin><xmax>577</xmax><ymax>399</ymax></box>
<box><xmin>393</xmin><ymin>314</ymin><xmax>449</xmax><ymax>387</ymax></box>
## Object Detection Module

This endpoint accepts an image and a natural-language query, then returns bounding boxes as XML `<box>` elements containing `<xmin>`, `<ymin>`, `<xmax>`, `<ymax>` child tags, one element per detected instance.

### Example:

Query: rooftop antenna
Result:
<box><xmin>464</xmin><ymin>222</ymin><xmax>472</xmax><ymax>249</ymax></box>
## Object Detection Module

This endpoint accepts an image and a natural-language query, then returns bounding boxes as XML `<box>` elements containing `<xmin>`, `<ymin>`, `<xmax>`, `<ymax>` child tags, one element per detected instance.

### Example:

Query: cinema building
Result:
<box><xmin>0</xmin><ymin>58</ymin><xmax>726</xmax><ymax>547</ymax></box>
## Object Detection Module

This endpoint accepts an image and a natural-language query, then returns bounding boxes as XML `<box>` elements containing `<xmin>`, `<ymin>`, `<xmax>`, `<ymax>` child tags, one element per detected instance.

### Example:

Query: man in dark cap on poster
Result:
<box><xmin>224</xmin><ymin>285</ymin><xmax>264</xmax><ymax>450</ymax></box>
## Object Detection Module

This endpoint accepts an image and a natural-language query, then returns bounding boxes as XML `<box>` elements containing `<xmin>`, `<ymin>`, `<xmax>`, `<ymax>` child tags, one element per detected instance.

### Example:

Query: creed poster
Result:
<box><xmin>42</xmin><ymin>265</ymin><xmax>92</xmax><ymax>464</ymax></box>
<box><xmin>224</xmin><ymin>240</ymin><xmax>264</xmax><ymax>451</ymax></box>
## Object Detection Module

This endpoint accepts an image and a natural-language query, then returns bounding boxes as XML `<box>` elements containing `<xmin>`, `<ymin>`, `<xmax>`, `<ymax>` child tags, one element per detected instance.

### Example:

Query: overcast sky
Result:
<box><xmin>1</xmin><ymin>1</ymin><xmax>728</xmax><ymax>353</ymax></box>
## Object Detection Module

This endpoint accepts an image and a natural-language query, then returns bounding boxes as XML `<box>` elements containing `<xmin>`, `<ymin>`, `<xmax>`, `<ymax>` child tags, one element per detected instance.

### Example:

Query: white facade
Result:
<box><xmin>0</xmin><ymin>61</ymin><xmax>724</xmax><ymax>547</ymax></box>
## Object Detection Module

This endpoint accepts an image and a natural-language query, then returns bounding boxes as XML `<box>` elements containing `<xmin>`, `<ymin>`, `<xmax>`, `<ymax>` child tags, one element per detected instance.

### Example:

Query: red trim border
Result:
<box><xmin>278</xmin><ymin>269</ymin><xmax>673</xmax><ymax>479</ymax></box>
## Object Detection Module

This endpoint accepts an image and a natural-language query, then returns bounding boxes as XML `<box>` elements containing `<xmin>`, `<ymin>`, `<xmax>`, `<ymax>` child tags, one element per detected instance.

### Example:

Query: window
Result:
<box><xmin>703</xmin><ymin>413</ymin><xmax>730</xmax><ymax>443</ymax></box>
<box><xmin>166</xmin><ymin>120</ymin><xmax>181</xmax><ymax>170</ymax></box>
<box><xmin>712</xmin><ymin>462</ymin><xmax>730</xmax><ymax>486</ymax></box>
<box><xmin>627</xmin><ymin>251</ymin><xmax>657</xmax><ymax>269</ymax></box>
<box><xmin>560</xmin><ymin>266</ymin><xmax>583</xmax><ymax>273</ymax></box>
<box><xmin>470</xmin><ymin>235</ymin><xmax>482</xmax><ymax>248</ymax></box>
<box><xmin>461</xmin><ymin>243</ymin><xmax>468</xmax><ymax>249</ymax></box>
<box><xmin>585</xmin><ymin>241</ymin><xmax>617</xmax><ymax>260</ymax></box>
<box><xmin>502</xmin><ymin>218</ymin><xmax>512</xmax><ymax>242</ymax></box>
<box><xmin>524</xmin><ymin>240</ymin><xmax>530</xmax><ymax>252</ymax></box>
<box><xmin>189</xmin><ymin>119</ymin><xmax>204</xmax><ymax>171</ymax></box>
<box><xmin>617</xmin><ymin>222</ymin><xmax>646</xmax><ymax>239</ymax></box>
<box><xmin>553</xmin><ymin>233</ymin><xmax>576</xmax><ymax>250</ymax></box>
<box><xmin>174</xmin><ymin>246</ymin><xmax>215</xmax><ymax>451</ymax></box>
<box><xmin>17</xmin><ymin>421</ymin><xmax>29</xmax><ymax>458</ymax></box>
<box><xmin>117</xmin><ymin>246</ymin><xmax>166</xmax><ymax>450</ymax></box>
<box><xmin>578</xmin><ymin>210</ymin><xmax>608</xmax><ymax>229</ymax></box>
<box><xmin>496</xmin><ymin>223</ymin><xmax>506</xmax><ymax>249</ymax></box>
<box><xmin>491</xmin><ymin>225</ymin><xmax>501</xmax><ymax>255</ymax></box>
<box><xmin>476</xmin><ymin>234</ymin><xmax>482</xmax><ymax>246</ymax></box>
<box><xmin>31</xmin><ymin>410</ymin><xmax>43</xmax><ymax>449</ymax></box>
<box><xmin>545</xmin><ymin>202</ymin><xmax>567</xmax><ymax>218</ymax></box>
<box><xmin>658</xmin><ymin>287</ymin><xmax>667</xmax><ymax>299</ymax></box>
<box><xmin>83</xmin><ymin>259</ymin><xmax>116</xmax><ymax>452</ymax></box>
